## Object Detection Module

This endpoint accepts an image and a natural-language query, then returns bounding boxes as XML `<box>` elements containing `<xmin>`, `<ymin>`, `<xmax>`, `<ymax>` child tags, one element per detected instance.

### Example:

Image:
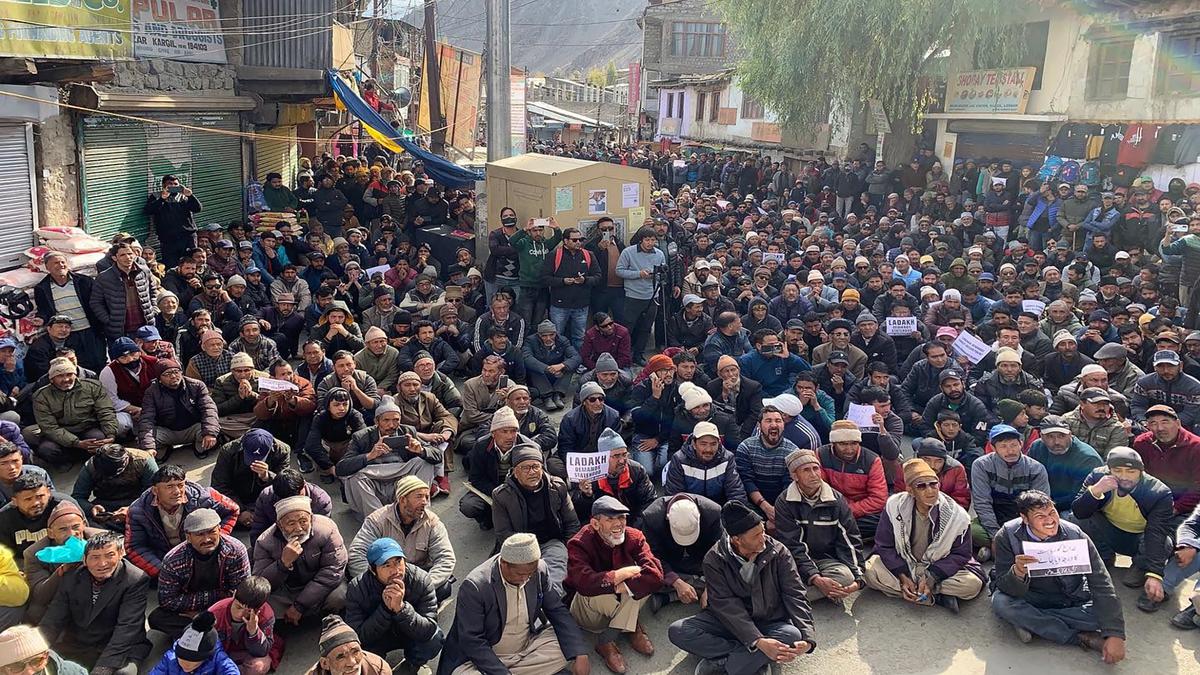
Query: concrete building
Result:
<box><xmin>930</xmin><ymin>0</ymin><xmax>1200</xmax><ymax>185</ymax></box>
<box><xmin>638</xmin><ymin>0</ymin><xmax>732</xmax><ymax>141</ymax></box>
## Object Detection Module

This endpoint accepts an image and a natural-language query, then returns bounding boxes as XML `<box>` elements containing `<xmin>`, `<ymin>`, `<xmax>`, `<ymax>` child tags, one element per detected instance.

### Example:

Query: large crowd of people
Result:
<box><xmin>0</xmin><ymin>141</ymin><xmax>1199</xmax><ymax>674</ymax></box>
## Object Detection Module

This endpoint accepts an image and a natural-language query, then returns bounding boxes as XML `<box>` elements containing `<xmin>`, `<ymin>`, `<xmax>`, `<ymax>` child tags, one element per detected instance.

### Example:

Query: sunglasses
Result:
<box><xmin>584</xmin><ymin>395</ymin><xmax>605</xmax><ymax>403</ymax></box>
<box><xmin>568</xmin><ymin>237</ymin><xmax>583</xmax><ymax>242</ymax></box>
<box><xmin>1</xmin><ymin>654</ymin><xmax>47</xmax><ymax>675</ymax></box>
<box><xmin>913</xmin><ymin>481</ymin><xmax>940</xmax><ymax>491</ymax></box>
<box><xmin>204</xmin><ymin>284</ymin><xmax>221</xmax><ymax>290</ymax></box>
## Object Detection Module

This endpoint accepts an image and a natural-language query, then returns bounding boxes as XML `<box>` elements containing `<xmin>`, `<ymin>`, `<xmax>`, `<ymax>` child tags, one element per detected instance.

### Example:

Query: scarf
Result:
<box><xmin>884</xmin><ymin>492</ymin><xmax>971</xmax><ymax>575</ymax></box>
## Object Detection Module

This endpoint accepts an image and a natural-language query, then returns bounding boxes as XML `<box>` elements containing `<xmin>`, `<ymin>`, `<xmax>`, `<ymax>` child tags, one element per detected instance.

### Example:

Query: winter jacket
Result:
<box><xmin>557</xmin><ymin>403</ymin><xmax>621</xmax><ymax>460</ymax></box>
<box><xmin>253</xmin><ymin>515</ymin><xmax>347</xmax><ymax>614</ymax></box>
<box><xmin>158</xmin><ymin>535</ymin><xmax>250</xmax><ymax>614</ymax></box>
<box><xmin>701</xmin><ymin>329</ymin><xmax>753</xmax><ymax>375</ymax></box>
<box><xmin>667</xmin><ymin>311</ymin><xmax>714</xmax><ymax>350</ymax></box>
<box><xmin>210</xmin><ymin>437</ymin><xmax>291</xmax><ymax>507</ymax></box>
<box><xmin>970</xmin><ymin>453</ymin><xmax>1050</xmax><ymax>536</ymax></box>
<box><xmin>32</xmin><ymin>379</ymin><xmax>120</xmax><ymax>448</ymax></box>
<box><xmin>580</xmin><ymin>323</ymin><xmax>633</xmax><ymax>369</ymax></box>
<box><xmin>705</xmin><ymin>375</ymin><xmax>765</xmax><ymax>440</ymax></box>
<box><xmin>640</xmin><ymin>495</ymin><xmax>722</xmax><ymax>584</ymax></box>
<box><xmin>566</xmin><ymin>524</ymin><xmax>664</xmax><ymax>599</ymax></box>
<box><xmin>1027</xmin><ymin>437</ymin><xmax>1104</xmax><ymax>511</ymax></box>
<box><xmin>875</xmin><ymin>493</ymin><xmax>983</xmax><ymax>586</ymax></box>
<box><xmin>667</xmin><ymin>403</ymin><xmax>741</xmax><ymax>455</ymax></box>
<box><xmin>126</xmin><ymin>481</ymin><xmax>239</xmax><ymax>577</ymax></box>
<box><xmin>1072</xmin><ymin>467</ymin><xmax>1174</xmax><ymax>576</ymax></box>
<box><xmin>736</xmin><ymin>350</ymin><xmax>811</xmax><ymax>397</ymax></box>
<box><xmin>248</xmin><ymin>482</ymin><xmax>333</xmax><ymax>545</ymax></box>
<box><xmin>39</xmin><ymin>559</ymin><xmax>152</xmax><ymax>669</ymax></box>
<box><xmin>508</xmin><ymin>230</ymin><xmax>563</xmax><ymax>288</ymax></box>
<box><xmin>773</xmin><ymin>481</ymin><xmax>865</xmax><ymax>583</ymax></box>
<box><xmin>972</xmin><ymin>369</ymin><xmax>1044</xmax><ymax>413</ymax></box>
<box><xmin>137</xmin><ymin>377</ymin><xmax>220</xmax><ymax>453</ymax></box>
<box><xmin>542</xmin><ymin>245</ymin><xmax>599</xmax><ymax>308</ymax></box>
<box><xmin>817</xmin><ymin>444</ymin><xmax>887</xmax><ymax>519</ymax></box>
<box><xmin>1061</xmin><ymin>408</ymin><xmax>1130</xmax><ymax>457</ymax></box>
<box><xmin>346</xmin><ymin>505</ymin><xmax>455</xmax><ymax>584</ymax></box>
<box><xmin>993</xmin><ymin>518</ymin><xmax>1125</xmax><ymax>640</ymax></box>
<box><xmin>90</xmin><ymin>263</ymin><xmax>156</xmax><ymax>339</ymax></box>
<box><xmin>703</xmin><ymin>535</ymin><xmax>817</xmax><ymax>650</ymax></box>
<box><xmin>522</xmin><ymin>335</ymin><xmax>581</xmax><ymax>378</ymax></box>
<box><xmin>335</xmin><ymin>424</ymin><xmax>444</xmax><ymax>478</ymax></box>
<box><xmin>491</xmin><ymin>473</ymin><xmax>581</xmax><ymax>548</ymax></box>
<box><xmin>1134</xmin><ymin>427</ymin><xmax>1200</xmax><ymax>515</ymax></box>
<box><xmin>575</xmin><ymin>461</ymin><xmax>657</xmax><ymax>526</ymax></box>
<box><xmin>921</xmin><ymin>392</ymin><xmax>998</xmax><ymax>445</ymax></box>
<box><xmin>894</xmin><ymin>455</ymin><xmax>972</xmax><ymax>508</ymax></box>
<box><xmin>398</xmin><ymin>338</ymin><xmax>458</xmax><ymax>375</ymax></box>
<box><xmin>663</xmin><ymin>441</ymin><xmax>747</xmax><ymax>504</ymax></box>
<box><xmin>345</xmin><ymin>563</ymin><xmax>439</xmax><ymax>657</ymax></box>
<box><xmin>1131</xmin><ymin>371</ymin><xmax>1200</xmax><ymax>429</ymax></box>
<box><xmin>70</xmin><ymin>450</ymin><xmax>156</xmax><ymax>514</ymax></box>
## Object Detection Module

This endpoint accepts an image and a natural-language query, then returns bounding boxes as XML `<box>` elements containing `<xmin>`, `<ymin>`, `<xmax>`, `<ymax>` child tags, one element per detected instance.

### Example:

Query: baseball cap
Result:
<box><xmin>938</xmin><ymin>369</ymin><xmax>964</xmax><ymax>383</ymax></box>
<box><xmin>692</xmin><ymin>421</ymin><xmax>720</xmax><ymax>440</ymax></box>
<box><xmin>988</xmin><ymin>424</ymin><xmax>1020</xmax><ymax>442</ymax></box>
<box><xmin>1154</xmin><ymin>349</ymin><xmax>1181</xmax><ymax>366</ymax></box>
<box><xmin>1146</xmin><ymin>404</ymin><xmax>1179</xmax><ymax>419</ymax></box>
<box><xmin>1040</xmin><ymin>415</ymin><xmax>1070</xmax><ymax>435</ymax></box>
<box><xmin>1079</xmin><ymin>387</ymin><xmax>1112</xmax><ymax>404</ymax></box>
<box><xmin>827</xmin><ymin>351</ymin><xmax>850</xmax><ymax>365</ymax></box>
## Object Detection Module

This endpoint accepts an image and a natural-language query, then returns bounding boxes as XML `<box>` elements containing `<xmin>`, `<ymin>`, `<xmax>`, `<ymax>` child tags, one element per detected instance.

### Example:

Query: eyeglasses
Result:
<box><xmin>1</xmin><ymin>654</ymin><xmax>47</xmax><ymax>675</ymax></box>
<box><xmin>584</xmin><ymin>395</ymin><xmax>605</xmax><ymax>403</ymax></box>
<box><xmin>568</xmin><ymin>237</ymin><xmax>583</xmax><ymax>242</ymax></box>
<box><xmin>204</xmin><ymin>284</ymin><xmax>221</xmax><ymax>290</ymax></box>
<box><xmin>515</xmin><ymin>463</ymin><xmax>542</xmax><ymax>473</ymax></box>
<box><xmin>913</xmin><ymin>481</ymin><xmax>940</xmax><ymax>491</ymax></box>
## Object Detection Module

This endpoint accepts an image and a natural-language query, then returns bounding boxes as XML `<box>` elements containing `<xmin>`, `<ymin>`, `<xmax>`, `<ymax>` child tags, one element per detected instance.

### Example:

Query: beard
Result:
<box><xmin>601</xmin><ymin>530</ymin><xmax>626</xmax><ymax>547</ymax></box>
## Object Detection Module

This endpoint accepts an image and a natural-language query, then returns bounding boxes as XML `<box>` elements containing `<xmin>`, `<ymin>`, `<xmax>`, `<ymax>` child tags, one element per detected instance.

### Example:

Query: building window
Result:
<box><xmin>1087</xmin><ymin>40</ymin><xmax>1133</xmax><ymax>100</ymax></box>
<box><xmin>1159</xmin><ymin>32</ymin><xmax>1200</xmax><ymax>96</ymax></box>
<box><xmin>709</xmin><ymin>90</ymin><xmax>720</xmax><ymax>122</ymax></box>
<box><xmin>677</xmin><ymin>93</ymin><xmax>684</xmax><ymax>118</ymax></box>
<box><xmin>666</xmin><ymin>92</ymin><xmax>675</xmax><ymax>117</ymax></box>
<box><xmin>696</xmin><ymin>92</ymin><xmax>707</xmax><ymax>120</ymax></box>
<box><xmin>741</xmin><ymin>95</ymin><xmax>764</xmax><ymax>120</ymax></box>
<box><xmin>670</xmin><ymin>22</ymin><xmax>726</xmax><ymax>58</ymax></box>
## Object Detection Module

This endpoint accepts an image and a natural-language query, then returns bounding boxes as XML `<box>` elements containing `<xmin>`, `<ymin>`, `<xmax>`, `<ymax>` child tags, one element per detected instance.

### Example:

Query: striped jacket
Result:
<box><xmin>663</xmin><ymin>442</ymin><xmax>748</xmax><ymax>504</ymax></box>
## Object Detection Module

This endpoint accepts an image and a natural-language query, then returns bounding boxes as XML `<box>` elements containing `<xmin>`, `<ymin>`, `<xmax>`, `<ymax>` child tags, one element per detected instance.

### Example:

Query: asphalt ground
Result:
<box><xmin>50</xmin><ymin>406</ymin><xmax>1200</xmax><ymax>675</ymax></box>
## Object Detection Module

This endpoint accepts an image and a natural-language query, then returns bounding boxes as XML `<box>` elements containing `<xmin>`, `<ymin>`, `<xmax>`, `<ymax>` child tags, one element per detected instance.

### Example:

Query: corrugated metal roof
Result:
<box><xmin>527</xmin><ymin>101</ymin><xmax>615</xmax><ymax>128</ymax></box>
<box><xmin>647</xmin><ymin>68</ymin><xmax>735</xmax><ymax>89</ymax></box>
<box><xmin>242</xmin><ymin>0</ymin><xmax>333</xmax><ymax>71</ymax></box>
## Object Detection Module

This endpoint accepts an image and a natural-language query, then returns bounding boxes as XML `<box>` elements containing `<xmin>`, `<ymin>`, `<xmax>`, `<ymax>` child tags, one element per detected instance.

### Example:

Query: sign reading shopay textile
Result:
<box><xmin>1024</xmin><ymin>539</ymin><xmax>1093</xmax><ymax>577</ymax></box>
<box><xmin>945</xmin><ymin>67</ymin><xmax>1037</xmax><ymax>114</ymax></box>
<box><xmin>133</xmin><ymin>0</ymin><xmax>228</xmax><ymax>64</ymax></box>
<box><xmin>566</xmin><ymin>451</ymin><xmax>610</xmax><ymax>483</ymax></box>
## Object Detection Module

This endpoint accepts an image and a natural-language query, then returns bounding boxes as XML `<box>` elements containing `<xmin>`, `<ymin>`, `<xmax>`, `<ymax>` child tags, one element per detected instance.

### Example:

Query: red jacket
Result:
<box><xmin>565</xmin><ymin>525</ymin><xmax>664</xmax><ymax>599</ymax></box>
<box><xmin>580</xmin><ymin>323</ymin><xmax>633</xmax><ymax>370</ymax></box>
<box><xmin>818</xmin><ymin>444</ymin><xmax>887</xmax><ymax>518</ymax></box>
<box><xmin>1134</xmin><ymin>427</ymin><xmax>1200</xmax><ymax>515</ymax></box>
<box><xmin>894</xmin><ymin>457</ymin><xmax>972</xmax><ymax>508</ymax></box>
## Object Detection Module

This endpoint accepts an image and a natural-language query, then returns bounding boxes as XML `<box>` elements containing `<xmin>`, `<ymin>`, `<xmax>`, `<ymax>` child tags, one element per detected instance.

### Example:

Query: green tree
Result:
<box><xmin>585</xmin><ymin>67</ymin><xmax>607</xmax><ymax>87</ymax></box>
<box><xmin>604</xmin><ymin>61</ymin><xmax>618</xmax><ymax>87</ymax></box>
<box><xmin>714</xmin><ymin>0</ymin><xmax>1017</xmax><ymax>137</ymax></box>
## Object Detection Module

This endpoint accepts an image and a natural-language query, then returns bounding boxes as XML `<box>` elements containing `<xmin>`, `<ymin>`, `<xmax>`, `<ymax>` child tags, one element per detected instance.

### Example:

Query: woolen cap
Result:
<box><xmin>1052</xmin><ymin>330</ymin><xmax>1076</xmax><ymax>347</ymax></box>
<box><xmin>0</xmin><ymin>625</ymin><xmax>49</xmax><ymax>667</ymax></box>
<box><xmin>48</xmin><ymin>357</ymin><xmax>75</xmax><ymax>379</ymax></box>
<box><xmin>679</xmin><ymin>381</ymin><xmax>712</xmax><ymax>410</ymax></box>
<box><xmin>829</xmin><ymin>419</ymin><xmax>862</xmax><ymax>443</ymax></box>
<box><xmin>319</xmin><ymin>615</ymin><xmax>360</xmax><ymax>657</ymax></box>
<box><xmin>598</xmin><ymin>427</ymin><xmax>626</xmax><ymax>452</ymax></box>
<box><xmin>274</xmin><ymin>495</ymin><xmax>312</xmax><ymax>519</ymax></box>
<box><xmin>903</xmin><ymin>458</ymin><xmax>938</xmax><ymax>486</ymax></box>
<box><xmin>500</xmin><ymin>532</ymin><xmax>541</xmax><ymax>564</ymax></box>
<box><xmin>912</xmin><ymin>437</ymin><xmax>947</xmax><ymax>458</ymax></box>
<box><xmin>511</xmin><ymin>442</ymin><xmax>543</xmax><ymax>468</ymax></box>
<box><xmin>721</xmin><ymin>500</ymin><xmax>762</xmax><ymax>536</ymax></box>
<box><xmin>594</xmin><ymin>352</ymin><xmax>619</xmax><ymax>373</ymax></box>
<box><xmin>175</xmin><ymin>611</ymin><xmax>219</xmax><ymax>662</ymax></box>
<box><xmin>786</xmin><ymin>449</ymin><xmax>820</xmax><ymax>471</ymax></box>
<box><xmin>579</xmin><ymin>381</ymin><xmax>605</xmax><ymax>400</ymax></box>
<box><xmin>393</xmin><ymin>475</ymin><xmax>428</xmax><ymax>499</ymax></box>
<box><xmin>230</xmin><ymin>352</ymin><xmax>254</xmax><ymax>369</ymax></box>
<box><xmin>490</xmin><ymin>406</ymin><xmax>519</xmax><ymax>431</ymax></box>
<box><xmin>1106</xmin><ymin>446</ymin><xmax>1144</xmax><ymax>471</ymax></box>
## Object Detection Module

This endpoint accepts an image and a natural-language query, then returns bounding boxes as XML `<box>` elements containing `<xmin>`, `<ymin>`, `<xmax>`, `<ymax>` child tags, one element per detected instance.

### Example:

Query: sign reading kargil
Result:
<box><xmin>0</xmin><ymin>0</ymin><xmax>226</xmax><ymax>63</ymax></box>
<box><xmin>945</xmin><ymin>67</ymin><xmax>1037</xmax><ymax>114</ymax></box>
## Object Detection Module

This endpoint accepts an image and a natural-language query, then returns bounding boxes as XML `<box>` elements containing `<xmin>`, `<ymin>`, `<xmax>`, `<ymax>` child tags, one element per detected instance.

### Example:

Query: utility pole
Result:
<box><xmin>485</xmin><ymin>0</ymin><xmax>512</xmax><ymax>161</ymax></box>
<box><xmin>424</xmin><ymin>0</ymin><xmax>446</xmax><ymax>155</ymax></box>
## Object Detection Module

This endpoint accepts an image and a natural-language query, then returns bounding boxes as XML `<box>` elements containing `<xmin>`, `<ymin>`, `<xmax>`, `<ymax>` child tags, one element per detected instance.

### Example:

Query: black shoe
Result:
<box><xmin>297</xmin><ymin>454</ymin><xmax>316</xmax><ymax>473</ymax></box>
<box><xmin>1121</xmin><ymin>566</ymin><xmax>1145</xmax><ymax>588</ymax></box>
<box><xmin>193</xmin><ymin>445</ymin><xmax>212</xmax><ymax>460</ymax></box>
<box><xmin>1137</xmin><ymin>592</ymin><xmax>1164</xmax><ymax>613</ymax></box>
<box><xmin>320</xmin><ymin>472</ymin><xmax>338</xmax><ymax>485</ymax></box>
<box><xmin>935</xmin><ymin>594</ymin><xmax>960</xmax><ymax>614</ymax></box>
<box><xmin>1171</xmin><ymin>606</ymin><xmax>1199</xmax><ymax>629</ymax></box>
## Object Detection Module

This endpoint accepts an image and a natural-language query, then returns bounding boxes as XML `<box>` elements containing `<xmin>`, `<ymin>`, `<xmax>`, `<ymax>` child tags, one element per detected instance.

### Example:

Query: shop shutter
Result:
<box><xmin>0</xmin><ymin>124</ymin><xmax>35</xmax><ymax>270</ymax></box>
<box><xmin>80</xmin><ymin>112</ymin><xmax>243</xmax><ymax>244</ymax></box>
<box><xmin>954</xmin><ymin>131</ymin><xmax>1048</xmax><ymax>168</ymax></box>
<box><xmin>254</xmin><ymin>126</ymin><xmax>299</xmax><ymax>187</ymax></box>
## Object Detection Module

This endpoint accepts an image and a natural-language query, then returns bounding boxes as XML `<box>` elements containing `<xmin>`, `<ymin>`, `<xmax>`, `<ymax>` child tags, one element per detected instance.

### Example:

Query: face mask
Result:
<box><xmin>501</xmin><ymin>217</ymin><xmax>518</xmax><ymax>226</ymax></box>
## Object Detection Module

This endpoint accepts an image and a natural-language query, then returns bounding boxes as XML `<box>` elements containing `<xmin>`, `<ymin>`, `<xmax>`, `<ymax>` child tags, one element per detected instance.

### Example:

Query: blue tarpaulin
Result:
<box><xmin>326</xmin><ymin>70</ymin><xmax>483</xmax><ymax>188</ymax></box>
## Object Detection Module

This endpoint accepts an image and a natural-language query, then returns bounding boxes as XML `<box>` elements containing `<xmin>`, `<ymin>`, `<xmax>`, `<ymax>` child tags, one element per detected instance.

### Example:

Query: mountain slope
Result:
<box><xmin>407</xmin><ymin>0</ymin><xmax>645</xmax><ymax>74</ymax></box>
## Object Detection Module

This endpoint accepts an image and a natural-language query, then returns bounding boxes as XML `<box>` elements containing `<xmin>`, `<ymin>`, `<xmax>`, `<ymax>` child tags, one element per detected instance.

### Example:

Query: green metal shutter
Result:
<box><xmin>254</xmin><ymin>126</ymin><xmax>299</xmax><ymax>187</ymax></box>
<box><xmin>80</xmin><ymin>112</ymin><xmax>243</xmax><ymax>243</ymax></box>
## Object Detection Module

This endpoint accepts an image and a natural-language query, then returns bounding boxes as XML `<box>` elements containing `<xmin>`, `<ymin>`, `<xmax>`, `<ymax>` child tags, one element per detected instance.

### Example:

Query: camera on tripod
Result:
<box><xmin>652</xmin><ymin>264</ymin><xmax>669</xmax><ymax>284</ymax></box>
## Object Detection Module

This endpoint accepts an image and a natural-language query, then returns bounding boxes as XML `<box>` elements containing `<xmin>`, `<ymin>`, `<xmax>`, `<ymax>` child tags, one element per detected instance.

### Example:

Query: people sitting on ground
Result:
<box><xmin>211</xmin><ymin>428</ymin><xmax>292</xmax><ymax>525</ymax></box>
<box><xmin>572</xmin><ymin>429</ymin><xmax>657</xmax><ymax>527</ymax></box>
<box><xmin>32</xmin><ymin>357</ymin><xmax>119</xmax><ymax>471</ymax></box>
<box><xmin>345</xmin><ymin>537</ymin><xmax>443</xmax><ymax>671</ymax></box>
<box><xmin>208</xmin><ymin>576</ymin><xmax>279</xmax><ymax>675</ymax></box>
<box><xmin>336</xmin><ymin>396</ymin><xmax>444</xmax><ymax>515</ymax></box>
<box><xmin>970</xmin><ymin>424</ymin><xmax>1051</xmax><ymax>560</ymax></box>
<box><xmin>126</xmin><ymin>464</ymin><xmax>239</xmax><ymax>579</ymax></box>
<box><xmin>640</xmin><ymin>493</ymin><xmax>722</xmax><ymax>612</ymax></box>
<box><xmin>251</xmin><ymin>495</ymin><xmax>348</xmax><ymax>628</ymax></box>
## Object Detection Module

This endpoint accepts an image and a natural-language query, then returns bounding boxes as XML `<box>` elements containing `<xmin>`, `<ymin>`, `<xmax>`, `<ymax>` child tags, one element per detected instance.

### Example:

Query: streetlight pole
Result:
<box><xmin>485</xmin><ymin>0</ymin><xmax>512</xmax><ymax>161</ymax></box>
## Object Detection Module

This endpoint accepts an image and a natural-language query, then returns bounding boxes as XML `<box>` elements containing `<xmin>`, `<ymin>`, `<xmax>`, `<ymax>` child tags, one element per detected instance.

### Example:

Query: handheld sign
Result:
<box><xmin>885</xmin><ymin>317</ymin><xmax>917</xmax><ymax>337</ymax></box>
<box><xmin>846</xmin><ymin>403</ymin><xmax>878</xmax><ymax>429</ymax></box>
<box><xmin>1024</xmin><ymin>539</ymin><xmax>1092</xmax><ymax>577</ymax></box>
<box><xmin>1022</xmin><ymin>299</ymin><xmax>1046</xmax><ymax>317</ymax></box>
<box><xmin>951</xmin><ymin>331</ymin><xmax>991</xmax><ymax>364</ymax></box>
<box><xmin>258</xmin><ymin>377</ymin><xmax>299</xmax><ymax>392</ymax></box>
<box><xmin>566</xmin><ymin>451</ymin><xmax>610</xmax><ymax>483</ymax></box>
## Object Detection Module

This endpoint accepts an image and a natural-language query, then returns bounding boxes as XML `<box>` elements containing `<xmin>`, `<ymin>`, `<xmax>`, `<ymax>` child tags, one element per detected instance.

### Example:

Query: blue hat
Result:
<box><xmin>598</xmin><ymin>427</ymin><xmax>626</xmax><ymax>453</ymax></box>
<box><xmin>242</xmin><ymin>428</ymin><xmax>274</xmax><ymax>463</ymax></box>
<box><xmin>988</xmin><ymin>424</ymin><xmax>1020</xmax><ymax>442</ymax></box>
<box><xmin>978</xmin><ymin>272</ymin><xmax>996</xmax><ymax>281</ymax></box>
<box><xmin>109</xmin><ymin>337</ymin><xmax>139</xmax><ymax>357</ymax></box>
<box><xmin>133</xmin><ymin>325</ymin><xmax>161</xmax><ymax>341</ymax></box>
<box><xmin>245</xmin><ymin>266</ymin><xmax>261</xmax><ymax>274</ymax></box>
<box><xmin>0</xmin><ymin>337</ymin><xmax>17</xmax><ymax>350</ymax></box>
<box><xmin>367</xmin><ymin>537</ymin><xmax>405</xmax><ymax>566</ymax></box>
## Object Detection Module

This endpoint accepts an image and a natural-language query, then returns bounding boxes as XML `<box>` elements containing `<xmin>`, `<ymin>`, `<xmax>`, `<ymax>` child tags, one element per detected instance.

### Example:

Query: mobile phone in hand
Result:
<box><xmin>383</xmin><ymin>434</ymin><xmax>409</xmax><ymax>450</ymax></box>
<box><xmin>500</xmin><ymin>375</ymin><xmax>510</xmax><ymax>388</ymax></box>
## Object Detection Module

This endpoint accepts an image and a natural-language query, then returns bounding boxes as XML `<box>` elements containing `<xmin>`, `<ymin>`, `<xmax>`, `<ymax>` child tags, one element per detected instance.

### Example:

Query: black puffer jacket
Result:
<box><xmin>90</xmin><ymin>264</ymin><xmax>155</xmax><ymax>339</ymax></box>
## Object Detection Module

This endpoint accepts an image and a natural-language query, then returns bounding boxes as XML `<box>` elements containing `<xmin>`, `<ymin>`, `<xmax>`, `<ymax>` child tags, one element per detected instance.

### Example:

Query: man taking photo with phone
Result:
<box><xmin>143</xmin><ymin>174</ymin><xmax>201</xmax><ymax>268</ymax></box>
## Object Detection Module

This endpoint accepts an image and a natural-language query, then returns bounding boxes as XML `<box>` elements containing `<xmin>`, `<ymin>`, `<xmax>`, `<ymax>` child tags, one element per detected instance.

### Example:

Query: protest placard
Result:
<box><xmin>257</xmin><ymin>377</ymin><xmax>299</xmax><ymax>392</ymax></box>
<box><xmin>847</xmin><ymin>403</ymin><xmax>878</xmax><ymax>429</ymax></box>
<box><xmin>885</xmin><ymin>317</ymin><xmax>917</xmax><ymax>336</ymax></box>
<box><xmin>566</xmin><ymin>451</ymin><xmax>610</xmax><ymax>483</ymax></box>
<box><xmin>952</xmin><ymin>331</ymin><xmax>991</xmax><ymax>364</ymax></box>
<box><xmin>1025</xmin><ymin>539</ymin><xmax>1093</xmax><ymax>577</ymax></box>
<box><xmin>1022</xmin><ymin>299</ymin><xmax>1046</xmax><ymax>317</ymax></box>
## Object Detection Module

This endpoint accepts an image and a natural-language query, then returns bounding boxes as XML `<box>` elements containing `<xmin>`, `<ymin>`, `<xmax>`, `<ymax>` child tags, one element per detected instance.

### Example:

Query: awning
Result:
<box><xmin>326</xmin><ymin>70</ymin><xmax>482</xmax><ymax>188</ymax></box>
<box><xmin>69</xmin><ymin>85</ymin><xmax>256</xmax><ymax>112</ymax></box>
<box><xmin>527</xmin><ymin>101</ymin><xmax>614</xmax><ymax>129</ymax></box>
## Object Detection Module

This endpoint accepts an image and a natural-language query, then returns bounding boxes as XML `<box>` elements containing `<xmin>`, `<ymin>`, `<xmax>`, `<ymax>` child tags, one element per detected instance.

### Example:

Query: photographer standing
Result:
<box><xmin>143</xmin><ymin>174</ymin><xmax>201</xmax><ymax>268</ymax></box>
<box><xmin>617</xmin><ymin>227</ymin><xmax>667</xmax><ymax>365</ymax></box>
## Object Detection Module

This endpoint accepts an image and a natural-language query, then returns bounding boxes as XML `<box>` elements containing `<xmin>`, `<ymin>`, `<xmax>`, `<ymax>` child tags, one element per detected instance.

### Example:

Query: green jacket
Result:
<box><xmin>32</xmin><ymin>379</ymin><xmax>119</xmax><ymax>447</ymax></box>
<box><xmin>262</xmin><ymin>184</ymin><xmax>298</xmax><ymax>211</ymax></box>
<box><xmin>508</xmin><ymin>228</ymin><xmax>562</xmax><ymax>287</ymax></box>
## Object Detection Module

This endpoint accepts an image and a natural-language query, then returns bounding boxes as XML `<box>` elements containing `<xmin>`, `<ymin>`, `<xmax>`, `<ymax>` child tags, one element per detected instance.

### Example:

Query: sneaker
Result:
<box><xmin>1013</xmin><ymin>625</ymin><xmax>1033</xmax><ymax>643</ymax></box>
<box><xmin>1170</xmin><ymin>606</ymin><xmax>1199</xmax><ymax>630</ymax></box>
<box><xmin>975</xmin><ymin>546</ymin><xmax>991</xmax><ymax>563</ymax></box>
<box><xmin>435</xmin><ymin>475</ymin><xmax>451</xmax><ymax>496</ymax></box>
<box><xmin>297</xmin><ymin>454</ymin><xmax>316</xmax><ymax>473</ymax></box>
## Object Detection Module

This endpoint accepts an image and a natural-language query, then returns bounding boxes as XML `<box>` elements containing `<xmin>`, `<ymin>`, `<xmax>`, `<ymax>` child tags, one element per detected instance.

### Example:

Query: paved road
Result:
<box><xmin>72</xmin><ymin>426</ymin><xmax>1200</xmax><ymax>674</ymax></box>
